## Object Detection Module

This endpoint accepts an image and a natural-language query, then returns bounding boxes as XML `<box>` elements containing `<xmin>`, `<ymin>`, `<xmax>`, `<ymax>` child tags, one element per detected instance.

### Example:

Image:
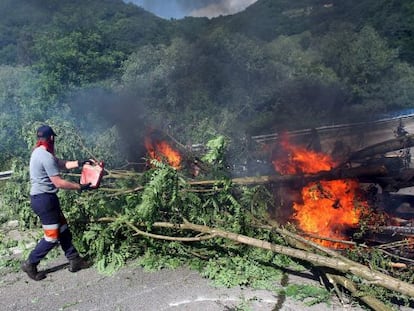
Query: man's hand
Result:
<box><xmin>78</xmin><ymin>159</ymin><xmax>95</xmax><ymax>167</ymax></box>
<box><xmin>79</xmin><ymin>183</ymin><xmax>92</xmax><ymax>192</ymax></box>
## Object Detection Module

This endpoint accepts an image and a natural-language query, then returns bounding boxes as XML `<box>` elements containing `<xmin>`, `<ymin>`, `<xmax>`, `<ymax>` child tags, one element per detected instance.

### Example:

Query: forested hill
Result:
<box><xmin>0</xmin><ymin>0</ymin><xmax>172</xmax><ymax>65</ymax></box>
<box><xmin>216</xmin><ymin>0</ymin><xmax>414</xmax><ymax>64</ymax></box>
<box><xmin>2</xmin><ymin>0</ymin><xmax>414</xmax><ymax>65</ymax></box>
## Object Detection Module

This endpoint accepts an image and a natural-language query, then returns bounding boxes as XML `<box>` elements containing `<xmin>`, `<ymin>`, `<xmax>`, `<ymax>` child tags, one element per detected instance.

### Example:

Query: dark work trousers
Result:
<box><xmin>29</xmin><ymin>193</ymin><xmax>79</xmax><ymax>264</ymax></box>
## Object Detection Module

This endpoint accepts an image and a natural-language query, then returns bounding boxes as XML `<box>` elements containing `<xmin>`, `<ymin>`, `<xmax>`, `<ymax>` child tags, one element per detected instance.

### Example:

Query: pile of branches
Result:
<box><xmin>57</xmin><ymin>156</ymin><xmax>413</xmax><ymax>311</ymax></box>
<box><xmin>3</xmin><ymin>134</ymin><xmax>414</xmax><ymax>311</ymax></box>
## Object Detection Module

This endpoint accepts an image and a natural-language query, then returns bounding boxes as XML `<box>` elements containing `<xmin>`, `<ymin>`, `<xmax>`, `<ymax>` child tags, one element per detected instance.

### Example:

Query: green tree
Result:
<box><xmin>319</xmin><ymin>25</ymin><xmax>414</xmax><ymax>117</ymax></box>
<box><xmin>33</xmin><ymin>31</ymin><xmax>124</xmax><ymax>97</ymax></box>
<box><xmin>249</xmin><ymin>32</ymin><xmax>344</xmax><ymax>130</ymax></box>
<box><xmin>0</xmin><ymin>65</ymin><xmax>44</xmax><ymax>168</ymax></box>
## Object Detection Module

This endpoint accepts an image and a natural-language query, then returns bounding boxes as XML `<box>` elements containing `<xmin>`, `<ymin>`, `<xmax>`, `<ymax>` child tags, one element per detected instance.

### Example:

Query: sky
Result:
<box><xmin>125</xmin><ymin>0</ymin><xmax>258</xmax><ymax>19</ymax></box>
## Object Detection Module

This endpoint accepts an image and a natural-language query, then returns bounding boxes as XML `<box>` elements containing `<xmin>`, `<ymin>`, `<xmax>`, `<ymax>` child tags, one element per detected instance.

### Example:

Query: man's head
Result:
<box><xmin>36</xmin><ymin>125</ymin><xmax>57</xmax><ymax>140</ymax></box>
<box><xmin>35</xmin><ymin>125</ymin><xmax>56</xmax><ymax>154</ymax></box>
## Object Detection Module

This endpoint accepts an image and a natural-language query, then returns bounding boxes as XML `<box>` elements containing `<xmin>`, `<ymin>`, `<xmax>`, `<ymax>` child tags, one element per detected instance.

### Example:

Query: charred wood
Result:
<box><xmin>348</xmin><ymin>134</ymin><xmax>414</xmax><ymax>162</ymax></box>
<box><xmin>372</xmin><ymin>168</ymin><xmax>414</xmax><ymax>191</ymax></box>
<box><xmin>372</xmin><ymin>226</ymin><xmax>414</xmax><ymax>236</ymax></box>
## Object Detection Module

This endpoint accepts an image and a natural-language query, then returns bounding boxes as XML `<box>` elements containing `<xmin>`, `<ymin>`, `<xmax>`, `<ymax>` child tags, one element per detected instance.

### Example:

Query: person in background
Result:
<box><xmin>21</xmin><ymin>124</ymin><xmax>93</xmax><ymax>281</ymax></box>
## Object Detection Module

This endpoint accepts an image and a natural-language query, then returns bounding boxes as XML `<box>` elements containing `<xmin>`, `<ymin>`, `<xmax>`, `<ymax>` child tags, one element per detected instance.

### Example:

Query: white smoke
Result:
<box><xmin>189</xmin><ymin>0</ymin><xmax>257</xmax><ymax>18</ymax></box>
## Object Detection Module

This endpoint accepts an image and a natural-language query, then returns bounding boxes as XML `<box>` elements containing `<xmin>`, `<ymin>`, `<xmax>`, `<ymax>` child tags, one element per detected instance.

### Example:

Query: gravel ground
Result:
<box><xmin>0</xmin><ymin>254</ymin><xmax>367</xmax><ymax>311</ymax></box>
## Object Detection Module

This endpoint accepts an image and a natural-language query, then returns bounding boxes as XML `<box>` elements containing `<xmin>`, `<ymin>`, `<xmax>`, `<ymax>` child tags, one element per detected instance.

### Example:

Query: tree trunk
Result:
<box><xmin>147</xmin><ymin>221</ymin><xmax>414</xmax><ymax>298</ymax></box>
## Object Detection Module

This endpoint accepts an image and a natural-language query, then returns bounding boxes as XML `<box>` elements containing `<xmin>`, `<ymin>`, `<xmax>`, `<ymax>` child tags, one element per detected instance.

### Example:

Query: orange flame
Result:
<box><xmin>272</xmin><ymin>135</ymin><xmax>335</xmax><ymax>174</ymax></box>
<box><xmin>273</xmin><ymin>136</ymin><xmax>366</xmax><ymax>248</ymax></box>
<box><xmin>145</xmin><ymin>137</ymin><xmax>182</xmax><ymax>169</ymax></box>
<box><xmin>293</xmin><ymin>180</ymin><xmax>364</xmax><ymax>247</ymax></box>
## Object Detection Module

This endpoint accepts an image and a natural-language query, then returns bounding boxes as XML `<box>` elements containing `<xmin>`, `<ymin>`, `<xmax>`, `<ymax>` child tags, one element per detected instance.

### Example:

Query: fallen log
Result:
<box><xmin>373</xmin><ymin>226</ymin><xmax>414</xmax><ymax>236</ymax></box>
<box><xmin>173</xmin><ymin>222</ymin><xmax>414</xmax><ymax>297</ymax></box>
<box><xmin>373</xmin><ymin>174</ymin><xmax>414</xmax><ymax>192</ymax></box>
<box><xmin>348</xmin><ymin>134</ymin><xmax>414</xmax><ymax>162</ymax></box>
<box><xmin>100</xmin><ymin>217</ymin><xmax>414</xmax><ymax>298</ymax></box>
<box><xmin>188</xmin><ymin>165</ymin><xmax>388</xmax><ymax>188</ymax></box>
<box><xmin>270</xmin><ymin>226</ymin><xmax>408</xmax><ymax>310</ymax></box>
<box><xmin>325</xmin><ymin>273</ymin><xmax>390</xmax><ymax>311</ymax></box>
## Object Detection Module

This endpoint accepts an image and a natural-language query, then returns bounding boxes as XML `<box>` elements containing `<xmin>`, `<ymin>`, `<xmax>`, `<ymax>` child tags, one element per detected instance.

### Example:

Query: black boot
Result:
<box><xmin>68</xmin><ymin>256</ymin><xmax>90</xmax><ymax>272</ymax></box>
<box><xmin>21</xmin><ymin>260</ymin><xmax>46</xmax><ymax>281</ymax></box>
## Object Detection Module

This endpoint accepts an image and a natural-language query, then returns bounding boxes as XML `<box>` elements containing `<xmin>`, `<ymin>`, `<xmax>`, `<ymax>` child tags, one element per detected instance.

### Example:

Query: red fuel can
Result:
<box><xmin>80</xmin><ymin>161</ymin><xmax>104</xmax><ymax>189</ymax></box>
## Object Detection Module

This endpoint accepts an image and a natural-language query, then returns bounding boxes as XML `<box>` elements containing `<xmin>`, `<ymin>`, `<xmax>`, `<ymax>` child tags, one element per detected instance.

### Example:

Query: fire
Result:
<box><xmin>273</xmin><ymin>136</ymin><xmax>366</xmax><ymax>248</ymax></box>
<box><xmin>293</xmin><ymin>180</ymin><xmax>364</xmax><ymax>247</ymax></box>
<box><xmin>272</xmin><ymin>135</ymin><xmax>335</xmax><ymax>174</ymax></box>
<box><xmin>145</xmin><ymin>137</ymin><xmax>182</xmax><ymax>169</ymax></box>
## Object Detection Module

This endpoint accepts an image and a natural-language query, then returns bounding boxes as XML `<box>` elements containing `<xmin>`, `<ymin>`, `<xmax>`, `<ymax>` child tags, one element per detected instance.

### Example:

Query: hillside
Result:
<box><xmin>1</xmin><ymin>0</ymin><xmax>414</xmax><ymax>164</ymax></box>
<box><xmin>214</xmin><ymin>0</ymin><xmax>414</xmax><ymax>64</ymax></box>
<box><xmin>2</xmin><ymin>0</ymin><xmax>414</xmax><ymax>65</ymax></box>
<box><xmin>0</xmin><ymin>0</ymin><xmax>172</xmax><ymax>65</ymax></box>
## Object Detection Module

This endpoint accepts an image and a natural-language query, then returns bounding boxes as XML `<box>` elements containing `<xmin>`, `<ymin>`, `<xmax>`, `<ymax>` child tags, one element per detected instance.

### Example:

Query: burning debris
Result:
<box><xmin>142</xmin><ymin>129</ymin><xmax>211</xmax><ymax>181</ymax></box>
<box><xmin>272</xmin><ymin>133</ymin><xmax>335</xmax><ymax>174</ymax></box>
<box><xmin>145</xmin><ymin>132</ymin><xmax>182</xmax><ymax>169</ymax></box>
<box><xmin>146</xmin><ymin>116</ymin><xmax>414</xmax><ymax>261</ymax></box>
<box><xmin>271</xmin><ymin>135</ymin><xmax>367</xmax><ymax>248</ymax></box>
<box><xmin>73</xmin><ymin>119</ymin><xmax>414</xmax><ymax>309</ymax></box>
<box><xmin>140</xmin><ymin>117</ymin><xmax>414</xmax><ymax>256</ymax></box>
<box><xmin>256</xmin><ymin>116</ymin><xmax>414</xmax><ymax>264</ymax></box>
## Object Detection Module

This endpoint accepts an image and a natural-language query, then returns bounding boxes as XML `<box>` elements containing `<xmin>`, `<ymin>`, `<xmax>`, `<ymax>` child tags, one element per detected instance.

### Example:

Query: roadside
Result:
<box><xmin>0</xmin><ymin>220</ymin><xmax>364</xmax><ymax>311</ymax></box>
<box><xmin>0</xmin><ymin>254</ymin><xmax>363</xmax><ymax>311</ymax></box>
<box><xmin>1</xmin><ymin>220</ymin><xmax>409</xmax><ymax>311</ymax></box>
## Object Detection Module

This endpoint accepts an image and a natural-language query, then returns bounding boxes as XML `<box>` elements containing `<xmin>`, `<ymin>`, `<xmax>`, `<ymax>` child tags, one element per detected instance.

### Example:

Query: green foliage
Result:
<box><xmin>77</xmin><ymin>218</ymin><xmax>135</xmax><ymax>275</ymax></box>
<box><xmin>202</xmin><ymin>135</ymin><xmax>228</xmax><ymax>165</ymax></box>
<box><xmin>0</xmin><ymin>65</ymin><xmax>43</xmax><ymax>168</ymax></box>
<box><xmin>33</xmin><ymin>30</ymin><xmax>125</xmax><ymax>96</ymax></box>
<box><xmin>52</xmin><ymin>146</ymin><xmax>289</xmax><ymax>284</ymax></box>
<box><xmin>0</xmin><ymin>0</ymin><xmax>170</xmax><ymax>65</ymax></box>
<box><xmin>1</xmin><ymin>129</ymin><xmax>413</xmax><ymax>308</ymax></box>
<box><xmin>137</xmin><ymin>246</ymin><xmax>191</xmax><ymax>272</ymax></box>
<box><xmin>95</xmin><ymin>247</ymin><xmax>127</xmax><ymax>276</ymax></box>
<box><xmin>123</xmin><ymin>160</ymin><xmax>181</xmax><ymax>227</ymax></box>
<box><xmin>342</xmin><ymin>246</ymin><xmax>414</xmax><ymax>307</ymax></box>
<box><xmin>0</xmin><ymin>236</ymin><xmax>21</xmax><ymax>274</ymax></box>
<box><xmin>282</xmin><ymin>284</ymin><xmax>332</xmax><ymax>306</ymax></box>
<box><xmin>317</xmin><ymin>25</ymin><xmax>414</xmax><ymax>119</ymax></box>
<box><xmin>1</xmin><ymin>160</ymin><xmax>36</xmax><ymax>228</ymax></box>
<box><xmin>202</xmin><ymin>253</ymin><xmax>282</xmax><ymax>290</ymax></box>
<box><xmin>201</xmin><ymin>135</ymin><xmax>231</xmax><ymax>178</ymax></box>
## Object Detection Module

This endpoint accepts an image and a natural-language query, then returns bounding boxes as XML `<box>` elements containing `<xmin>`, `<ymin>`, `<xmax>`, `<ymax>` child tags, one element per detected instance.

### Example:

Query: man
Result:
<box><xmin>21</xmin><ymin>124</ymin><xmax>93</xmax><ymax>281</ymax></box>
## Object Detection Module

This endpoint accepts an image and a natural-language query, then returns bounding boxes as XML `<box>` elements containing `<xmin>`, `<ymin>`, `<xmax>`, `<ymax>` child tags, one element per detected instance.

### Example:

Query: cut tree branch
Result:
<box><xmin>130</xmin><ymin>221</ymin><xmax>414</xmax><ymax>298</ymax></box>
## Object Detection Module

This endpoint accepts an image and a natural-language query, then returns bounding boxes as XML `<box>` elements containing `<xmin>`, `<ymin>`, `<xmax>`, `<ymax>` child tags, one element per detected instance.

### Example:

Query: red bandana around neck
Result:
<box><xmin>35</xmin><ymin>139</ymin><xmax>55</xmax><ymax>155</ymax></box>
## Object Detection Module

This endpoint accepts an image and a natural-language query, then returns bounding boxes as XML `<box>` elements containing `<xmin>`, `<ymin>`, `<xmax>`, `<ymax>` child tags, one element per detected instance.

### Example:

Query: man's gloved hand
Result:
<box><xmin>79</xmin><ymin>183</ymin><xmax>92</xmax><ymax>192</ymax></box>
<box><xmin>78</xmin><ymin>159</ymin><xmax>94</xmax><ymax>167</ymax></box>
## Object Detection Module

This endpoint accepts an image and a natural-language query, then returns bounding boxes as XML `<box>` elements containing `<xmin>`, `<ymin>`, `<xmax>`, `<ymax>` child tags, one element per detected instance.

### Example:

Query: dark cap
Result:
<box><xmin>36</xmin><ymin>125</ymin><xmax>57</xmax><ymax>139</ymax></box>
